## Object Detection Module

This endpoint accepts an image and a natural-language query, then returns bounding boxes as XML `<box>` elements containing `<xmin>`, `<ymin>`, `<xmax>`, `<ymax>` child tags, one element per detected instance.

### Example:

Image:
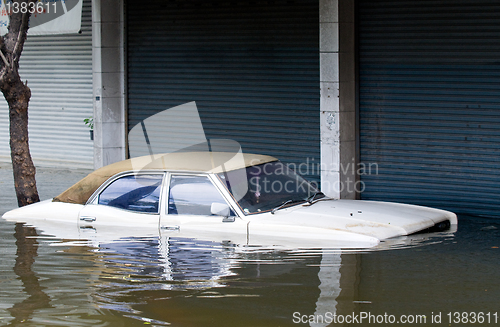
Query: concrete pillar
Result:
<box><xmin>338</xmin><ymin>0</ymin><xmax>357</xmax><ymax>199</ymax></box>
<box><xmin>320</xmin><ymin>0</ymin><xmax>357</xmax><ymax>199</ymax></box>
<box><xmin>92</xmin><ymin>0</ymin><xmax>126</xmax><ymax>169</ymax></box>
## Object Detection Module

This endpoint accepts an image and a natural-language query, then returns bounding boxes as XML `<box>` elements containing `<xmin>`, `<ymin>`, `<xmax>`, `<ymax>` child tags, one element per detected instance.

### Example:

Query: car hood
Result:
<box><xmin>248</xmin><ymin>199</ymin><xmax>457</xmax><ymax>240</ymax></box>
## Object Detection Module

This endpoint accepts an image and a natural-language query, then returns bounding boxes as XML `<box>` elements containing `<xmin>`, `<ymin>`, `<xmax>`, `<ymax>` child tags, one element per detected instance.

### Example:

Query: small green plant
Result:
<box><xmin>83</xmin><ymin>117</ymin><xmax>94</xmax><ymax>130</ymax></box>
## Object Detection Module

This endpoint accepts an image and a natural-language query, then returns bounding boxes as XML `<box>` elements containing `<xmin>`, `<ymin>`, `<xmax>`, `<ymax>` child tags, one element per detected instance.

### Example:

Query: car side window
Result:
<box><xmin>168</xmin><ymin>175</ymin><xmax>233</xmax><ymax>216</ymax></box>
<box><xmin>98</xmin><ymin>174</ymin><xmax>163</xmax><ymax>213</ymax></box>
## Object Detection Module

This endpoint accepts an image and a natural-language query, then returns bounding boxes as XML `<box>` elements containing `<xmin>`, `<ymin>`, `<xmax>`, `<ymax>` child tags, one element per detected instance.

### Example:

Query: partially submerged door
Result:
<box><xmin>160</xmin><ymin>174</ymin><xmax>248</xmax><ymax>244</ymax></box>
<box><xmin>77</xmin><ymin>173</ymin><xmax>164</xmax><ymax>241</ymax></box>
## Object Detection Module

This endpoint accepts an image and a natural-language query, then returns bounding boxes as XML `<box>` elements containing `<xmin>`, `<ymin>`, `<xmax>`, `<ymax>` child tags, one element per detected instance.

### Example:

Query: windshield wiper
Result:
<box><xmin>271</xmin><ymin>199</ymin><xmax>293</xmax><ymax>214</ymax></box>
<box><xmin>271</xmin><ymin>193</ymin><xmax>327</xmax><ymax>214</ymax></box>
<box><xmin>303</xmin><ymin>191</ymin><xmax>334</xmax><ymax>206</ymax></box>
<box><xmin>306</xmin><ymin>191</ymin><xmax>325</xmax><ymax>204</ymax></box>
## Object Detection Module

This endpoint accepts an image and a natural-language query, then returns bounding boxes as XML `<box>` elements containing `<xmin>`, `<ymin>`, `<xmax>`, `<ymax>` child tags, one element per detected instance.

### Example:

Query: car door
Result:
<box><xmin>159</xmin><ymin>173</ymin><xmax>248</xmax><ymax>244</ymax></box>
<box><xmin>77</xmin><ymin>173</ymin><xmax>165</xmax><ymax>241</ymax></box>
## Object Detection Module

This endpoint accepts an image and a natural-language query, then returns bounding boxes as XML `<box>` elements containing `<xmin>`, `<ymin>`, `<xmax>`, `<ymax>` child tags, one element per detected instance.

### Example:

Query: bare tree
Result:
<box><xmin>0</xmin><ymin>0</ymin><xmax>39</xmax><ymax>207</ymax></box>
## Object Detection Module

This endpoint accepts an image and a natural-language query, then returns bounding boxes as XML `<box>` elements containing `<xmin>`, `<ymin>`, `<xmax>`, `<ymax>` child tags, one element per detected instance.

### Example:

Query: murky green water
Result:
<box><xmin>0</xmin><ymin>168</ymin><xmax>499</xmax><ymax>326</ymax></box>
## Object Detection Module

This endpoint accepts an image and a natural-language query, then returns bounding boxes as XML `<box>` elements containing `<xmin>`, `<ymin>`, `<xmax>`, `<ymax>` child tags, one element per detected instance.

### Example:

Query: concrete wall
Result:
<box><xmin>320</xmin><ymin>0</ymin><xmax>358</xmax><ymax>199</ymax></box>
<box><xmin>92</xmin><ymin>0</ymin><xmax>126</xmax><ymax>169</ymax></box>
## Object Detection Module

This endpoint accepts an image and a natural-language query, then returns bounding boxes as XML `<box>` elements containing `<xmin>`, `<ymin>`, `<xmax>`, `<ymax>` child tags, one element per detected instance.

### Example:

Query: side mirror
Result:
<box><xmin>211</xmin><ymin>203</ymin><xmax>235</xmax><ymax>222</ymax></box>
<box><xmin>211</xmin><ymin>202</ymin><xmax>230</xmax><ymax>217</ymax></box>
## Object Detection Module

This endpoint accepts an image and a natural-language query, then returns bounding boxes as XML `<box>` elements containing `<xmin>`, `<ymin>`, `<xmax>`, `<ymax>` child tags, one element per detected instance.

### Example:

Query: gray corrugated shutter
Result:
<box><xmin>358</xmin><ymin>0</ymin><xmax>500</xmax><ymax>217</ymax></box>
<box><xmin>0</xmin><ymin>0</ymin><xmax>93</xmax><ymax>168</ymax></box>
<box><xmin>127</xmin><ymin>0</ymin><xmax>320</xmax><ymax>183</ymax></box>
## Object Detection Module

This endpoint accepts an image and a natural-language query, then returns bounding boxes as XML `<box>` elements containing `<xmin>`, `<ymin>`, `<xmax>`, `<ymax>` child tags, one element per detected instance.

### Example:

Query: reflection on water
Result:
<box><xmin>0</xmin><ymin>216</ymin><xmax>499</xmax><ymax>326</ymax></box>
<box><xmin>7</xmin><ymin>224</ymin><xmax>51</xmax><ymax>326</ymax></box>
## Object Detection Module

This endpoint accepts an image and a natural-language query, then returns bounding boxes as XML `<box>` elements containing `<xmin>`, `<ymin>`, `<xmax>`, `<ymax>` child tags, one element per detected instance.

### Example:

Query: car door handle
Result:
<box><xmin>80</xmin><ymin>216</ymin><xmax>96</xmax><ymax>222</ymax></box>
<box><xmin>160</xmin><ymin>225</ymin><xmax>180</xmax><ymax>231</ymax></box>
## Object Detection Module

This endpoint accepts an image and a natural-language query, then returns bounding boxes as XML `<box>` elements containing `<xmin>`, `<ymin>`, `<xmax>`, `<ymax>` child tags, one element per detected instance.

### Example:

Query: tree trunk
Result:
<box><xmin>1</xmin><ymin>71</ymin><xmax>39</xmax><ymax>206</ymax></box>
<box><xmin>0</xmin><ymin>3</ymin><xmax>40</xmax><ymax>207</ymax></box>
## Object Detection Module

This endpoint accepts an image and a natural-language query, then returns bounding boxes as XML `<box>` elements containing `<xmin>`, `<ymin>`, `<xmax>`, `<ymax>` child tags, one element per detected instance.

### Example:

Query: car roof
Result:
<box><xmin>53</xmin><ymin>151</ymin><xmax>277</xmax><ymax>205</ymax></box>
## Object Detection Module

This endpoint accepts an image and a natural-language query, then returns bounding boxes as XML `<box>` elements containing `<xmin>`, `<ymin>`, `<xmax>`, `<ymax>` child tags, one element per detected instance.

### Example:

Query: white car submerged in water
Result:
<box><xmin>2</xmin><ymin>152</ymin><xmax>457</xmax><ymax>248</ymax></box>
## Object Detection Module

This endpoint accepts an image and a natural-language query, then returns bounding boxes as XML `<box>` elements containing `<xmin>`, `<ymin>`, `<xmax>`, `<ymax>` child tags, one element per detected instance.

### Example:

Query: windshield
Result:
<box><xmin>216</xmin><ymin>161</ymin><xmax>321</xmax><ymax>214</ymax></box>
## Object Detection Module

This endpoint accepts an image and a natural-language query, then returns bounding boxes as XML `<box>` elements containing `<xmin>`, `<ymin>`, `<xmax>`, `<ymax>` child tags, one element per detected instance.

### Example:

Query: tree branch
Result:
<box><xmin>3</xmin><ymin>0</ymin><xmax>36</xmax><ymax>71</ymax></box>
<box><xmin>12</xmin><ymin>12</ymin><xmax>29</xmax><ymax>64</ymax></box>
<box><xmin>0</xmin><ymin>50</ymin><xmax>10</xmax><ymax>69</ymax></box>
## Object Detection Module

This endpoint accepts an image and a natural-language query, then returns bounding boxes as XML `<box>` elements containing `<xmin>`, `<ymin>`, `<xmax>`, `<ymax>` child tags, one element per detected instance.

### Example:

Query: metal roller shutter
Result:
<box><xmin>0</xmin><ymin>0</ymin><xmax>93</xmax><ymax>168</ymax></box>
<box><xmin>358</xmin><ymin>0</ymin><xmax>500</xmax><ymax>217</ymax></box>
<box><xmin>126</xmin><ymin>0</ymin><xmax>320</xmax><ymax>183</ymax></box>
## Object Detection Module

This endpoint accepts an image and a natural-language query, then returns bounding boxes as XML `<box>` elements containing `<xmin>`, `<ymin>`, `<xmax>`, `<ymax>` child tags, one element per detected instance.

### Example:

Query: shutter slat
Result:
<box><xmin>0</xmin><ymin>0</ymin><xmax>93</xmax><ymax>168</ymax></box>
<box><xmin>359</xmin><ymin>0</ymin><xmax>500</xmax><ymax>217</ymax></box>
<box><xmin>126</xmin><ymin>0</ymin><xmax>320</xmax><ymax>182</ymax></box>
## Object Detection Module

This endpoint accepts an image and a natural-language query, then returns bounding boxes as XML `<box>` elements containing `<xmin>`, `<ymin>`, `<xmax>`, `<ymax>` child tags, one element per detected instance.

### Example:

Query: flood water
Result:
<box><xmin>0</xmin><ymin>168</ymin><xmax>499</xmax><ymax>326</ymax></box>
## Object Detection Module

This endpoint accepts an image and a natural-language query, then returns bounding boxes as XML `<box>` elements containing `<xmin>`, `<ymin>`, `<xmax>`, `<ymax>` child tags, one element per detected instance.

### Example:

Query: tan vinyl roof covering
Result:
<box><xmin>53</xmin><ymin>152</ymin><xmax>277</xmax><ymax>205</ymax></box>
